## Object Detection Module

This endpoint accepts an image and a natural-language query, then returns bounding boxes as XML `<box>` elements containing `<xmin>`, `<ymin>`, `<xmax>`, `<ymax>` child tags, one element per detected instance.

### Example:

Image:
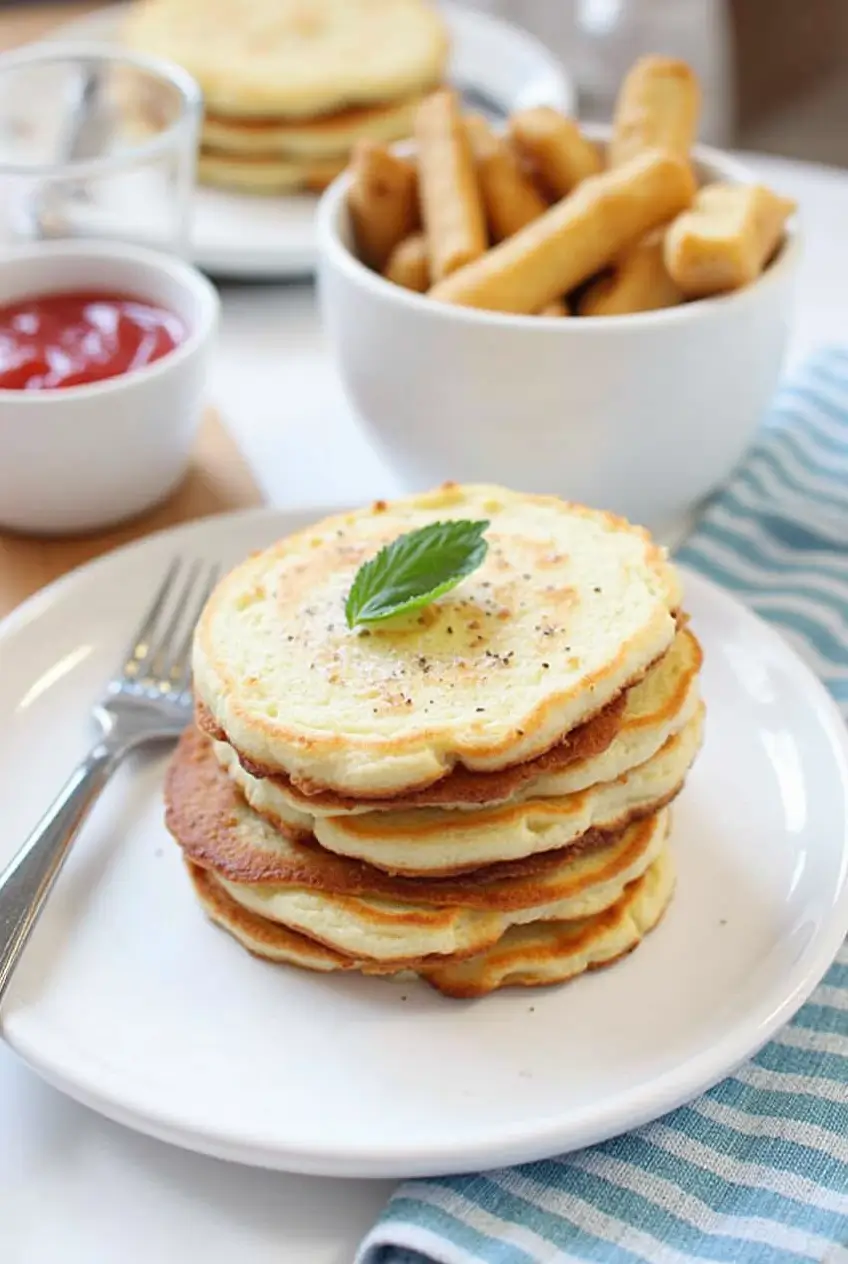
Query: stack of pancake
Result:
<box><xmin>125</xmin><ymin>0</ymin><xmax>449</xmax><ymax>194</ymax></box>
<box><xmin>166</xmin><ymin>484</ymin><xmax>704</xmax><ymax>997</ymax></box>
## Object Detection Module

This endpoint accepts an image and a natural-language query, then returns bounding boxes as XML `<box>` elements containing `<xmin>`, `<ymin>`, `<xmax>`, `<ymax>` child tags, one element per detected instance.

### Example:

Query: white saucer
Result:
<box><xmin>1</xmin><ymin>507</ymin><xmax>847</xmax><ymax>1178</ymax></box>
<box><xmin>41</xmin><ymin>2</ymin><xmax>573</xmax><ymax>279</ymax></box>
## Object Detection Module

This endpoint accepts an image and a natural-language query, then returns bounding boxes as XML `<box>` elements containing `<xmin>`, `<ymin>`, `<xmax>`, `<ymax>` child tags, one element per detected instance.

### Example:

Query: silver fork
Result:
<box><xmin>0</xmin><ymin>558</ymin><xmax>219</xmax><ymax>1005</ymax></box>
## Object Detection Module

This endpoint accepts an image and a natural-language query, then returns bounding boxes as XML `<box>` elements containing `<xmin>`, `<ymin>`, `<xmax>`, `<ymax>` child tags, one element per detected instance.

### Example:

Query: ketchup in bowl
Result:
<box><xmin>0</xmin><ymin>291</ymin><xmax>186</xmax><ymax>390</ymax></box>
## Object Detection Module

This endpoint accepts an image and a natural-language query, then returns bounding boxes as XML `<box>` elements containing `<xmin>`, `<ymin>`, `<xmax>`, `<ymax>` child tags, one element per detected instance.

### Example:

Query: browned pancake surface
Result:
<box><xmin>167</xmin><ymin>727</ymin><xmax>656</xmax><ymax>904</ymax></box>
<box><xmin>188</xmin><ymin>862</ymin><xmax>417</xmax><ymax>974</ymax></box>
<box><xmin>194</xmin><ymin>687</ymin><xmax>628</xmax><ymax>808</ymax></box>
<box><xmin>186</xmin><ymin>856</ymin><xmax>672</xmax><ymax>997</ymax></box>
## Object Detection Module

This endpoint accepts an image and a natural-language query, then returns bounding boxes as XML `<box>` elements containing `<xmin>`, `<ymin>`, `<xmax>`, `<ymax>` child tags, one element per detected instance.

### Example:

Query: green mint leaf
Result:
<box><xmin>345</xmin><ymin>519</ymin><xmax>490</xmax><ymax>629</ymax></box>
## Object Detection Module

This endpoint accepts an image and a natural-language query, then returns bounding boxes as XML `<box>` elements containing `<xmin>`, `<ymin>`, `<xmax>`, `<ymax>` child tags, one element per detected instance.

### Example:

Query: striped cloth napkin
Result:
<box><xmin>357</xmin><ymin>348</ymin><xmax>848</xmax><ymax>1264</ymax></box>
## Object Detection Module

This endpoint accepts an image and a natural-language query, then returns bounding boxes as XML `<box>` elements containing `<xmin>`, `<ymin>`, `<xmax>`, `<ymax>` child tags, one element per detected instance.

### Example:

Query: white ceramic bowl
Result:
<box><xmin>0</xmin><ymin>240</ymin><xmax>219</xmax><ymax>535</ymax></box>
<box><xmin>317</xmin><ymin>142</ymin><xmax>799</xmax><ymax>536</ymax></box>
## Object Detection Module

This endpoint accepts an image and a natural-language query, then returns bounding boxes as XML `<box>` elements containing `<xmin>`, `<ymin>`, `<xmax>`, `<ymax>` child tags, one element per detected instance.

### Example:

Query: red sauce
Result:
<box><xmin>0</xmin><ymin>290</ymin><xmax>186</xmax><ymax>390</ymax></box>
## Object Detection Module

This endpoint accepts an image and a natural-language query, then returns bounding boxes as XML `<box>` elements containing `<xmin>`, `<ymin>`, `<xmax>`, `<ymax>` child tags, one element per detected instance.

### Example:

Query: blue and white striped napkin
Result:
<box><xmin>358</xmin><ymin>348</ymin><xmax>848</xmax><ymax>1264</ymax></box>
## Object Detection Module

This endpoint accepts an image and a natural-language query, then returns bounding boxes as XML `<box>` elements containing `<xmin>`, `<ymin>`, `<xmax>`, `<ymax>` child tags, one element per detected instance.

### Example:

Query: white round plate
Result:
<box><xmin>2</xmin><ymin>507</ymin><xmax>847</xmax><ymax>1178</ymax></box>
<box><xmin>41</xmin><ymin>2</ymin><xmax>573</xmax><ymax>279</ymax></box>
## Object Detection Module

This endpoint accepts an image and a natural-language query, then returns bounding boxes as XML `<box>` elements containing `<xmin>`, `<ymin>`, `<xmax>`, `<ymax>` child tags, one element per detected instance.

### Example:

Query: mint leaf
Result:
<box><xmin>345</xmin><ymin>519</ymin><xmax>490</xmax><ymax>629</ymax></box>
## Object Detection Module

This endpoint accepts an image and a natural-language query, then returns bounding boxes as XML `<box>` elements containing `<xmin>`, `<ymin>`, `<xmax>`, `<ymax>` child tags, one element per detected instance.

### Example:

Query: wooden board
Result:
<box><xmin>0</xmin><ymin>2</ymin><xmax>111</xmax><ymax>49</ymax></box>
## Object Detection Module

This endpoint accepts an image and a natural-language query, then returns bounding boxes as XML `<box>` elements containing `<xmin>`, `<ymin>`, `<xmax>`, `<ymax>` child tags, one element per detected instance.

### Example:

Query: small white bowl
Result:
<box><xmin>317</xmin><ymin>141</ymin><xmax>799</xmax><ymax>537</ymax></box>
<box><xmin>0</xmin><ymin>240</ymin><xmax>219</xmax><ymax>535</ymax></box>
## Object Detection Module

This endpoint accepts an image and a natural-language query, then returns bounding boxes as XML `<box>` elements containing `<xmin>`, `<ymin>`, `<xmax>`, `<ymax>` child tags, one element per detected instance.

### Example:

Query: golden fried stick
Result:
<box><xmin>415</xmin><ymin>89</ymin><xmax>488</xmax><ymax>280</ymax></box>
<box><xmin>347</xmin><ymin>141</ymin><xmax>419</xmax><ymax>271</ymax></box>
<box><xmin>664</xmin><ymin>183</ymin><xmax>796</xmax><ymax>297</ymax></box>
<box><xmin>578</xmin><ymin>231</ymin><xmax>683</xmax><ymax>315</ymax></box>
<box><xmin>509</xmin><ymin>107</ymin><xmax>602</xmax><ymax>198</ymax></box>
<box><xmin>465</xmin><ymin>114</ymin><xmax>548</xmax><ymax>242</ymax></box>
<box><xmin>384</xmin><ymin>232</ymin><xmax>430</xmax><ymax>292</ymax></box>
<box><xmin>430</xmin><ymin>149</ymin><xmax>695</xmax><ymax>314</ymax></box>
<box><xmin>538</xmin><ymin>297</ymin><xmax>570</xmax><ymax>316</ymax></box>
<box><xmin>610</xmin><ymin>56</ymin><xmax>700</xmax><ymax>168</ymax></box>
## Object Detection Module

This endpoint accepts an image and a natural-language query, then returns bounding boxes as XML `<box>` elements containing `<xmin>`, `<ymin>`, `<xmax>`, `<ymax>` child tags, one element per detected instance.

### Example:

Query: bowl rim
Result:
<box><xmin>0</xmin><ymin>239</ymin><xmax>219</xmax><ymax>405</ymax></box>
<box><xmin>316</xmin><ymin>134</ymin><xmax>800</xmax><ymax>332</ymax></box>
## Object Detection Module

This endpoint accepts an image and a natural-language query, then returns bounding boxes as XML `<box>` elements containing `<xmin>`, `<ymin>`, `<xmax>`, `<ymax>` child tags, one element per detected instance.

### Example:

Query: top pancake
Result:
<box><xmin>125</xmin><ymin>0</ymin><xmax>450</xmax><ymax>119</ymax></box>
<box><xmin>201</xmin><ymin>626</ymin><xmax>701</xmax><ymax>816</ymax></box>
<box><xmin>193</xmin><ymin>484</ymin><xmax>682</xmax><ymax>797</ymax></box>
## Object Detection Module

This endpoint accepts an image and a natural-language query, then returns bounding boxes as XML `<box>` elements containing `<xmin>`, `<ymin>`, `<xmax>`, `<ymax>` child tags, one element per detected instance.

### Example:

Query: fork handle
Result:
<box><xmin>0</xmin><ymin>742</ymin><xmax>123</xmax><ymax>1006</ymax></box>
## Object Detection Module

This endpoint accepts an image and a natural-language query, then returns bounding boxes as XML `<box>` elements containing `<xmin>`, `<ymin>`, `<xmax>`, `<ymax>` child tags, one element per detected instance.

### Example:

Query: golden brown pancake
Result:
<box><xmin>194</xmin><ymin>688</ymin><xmax>628</xmax><ymax>806</ymax></box>
<box><xmin>125</xmin><ymin>0</ymin><xmax>450</xmax><ymax>121</ymax></box>
<box><xmin>192</xmin><ymin>486</ymin><xmax>682</xmax><ymax>798</ymax></box>
<box><xmin>211</xmin><ymin>806</ymin><xmax>668</xmax><ymax>963</ymax></box>
<box><xmin>206</xmin><ymin>98</ymin><xmax>401</xmax><ymax>132</ymax></box>
<box><xmin>420</xmin><ymin>848</ymin><xmax>675</xmax><ymax>997</ymax></box>
<box><xmin>201</xmin><ymin>89</ymin><xmax>431</xmax><ymax>158</ymax></box>
<box><xmin>186</xmin><ymin>849</ymin><xmax>674</xmax><ymax>996</ymax></box>
<box><xmin>198</xmin><ymin>148</ymin><xmax>347</xmax><ymax>194</ymax></box>
<box><xmin>168</xmin><ymin>724</ymin><xmax>673</xmax><ymax>961</ymax></box>
<box><xmin>167</xmin><ymin>726</ymin><xmax>660</xmax><ymax>907</ymax></box>
<box><xmin>201</xmin><ymin>707</ymin><xmax>699</xmax><ymax>878</ymax></box>
<box><xmin>187</xmin><ymin>862</ymin><xmax>417</xmax><ymax>974</ymax></box>
<box><xmin>201</xmin><ymin>626</ymin><xmax>702</xmax><ymax>815</ymax></box>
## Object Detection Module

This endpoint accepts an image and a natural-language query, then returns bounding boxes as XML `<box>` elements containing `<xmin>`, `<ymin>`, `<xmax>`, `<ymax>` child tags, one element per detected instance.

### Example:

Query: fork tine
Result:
<box><xmin>147</xmin><ymin>559</ymin><xmax>204</xmax><ymax>682</ymax></box>
<box><xmin>169</xmin><ymin>563</ymin><xmax>221</xmax><ymax>694</ymax></box>
<box><xmin>121</xmin><ymin>557</ymin><xmax>181</xmax><ymax>679</ymax></box>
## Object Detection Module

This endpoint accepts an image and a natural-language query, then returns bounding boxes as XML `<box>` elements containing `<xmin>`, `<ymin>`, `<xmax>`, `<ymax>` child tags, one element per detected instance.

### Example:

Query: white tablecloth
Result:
<box><xmin>4</xmin><ymin>152</ymin><xmax>848</xmax><ymax>1264</ymax></box>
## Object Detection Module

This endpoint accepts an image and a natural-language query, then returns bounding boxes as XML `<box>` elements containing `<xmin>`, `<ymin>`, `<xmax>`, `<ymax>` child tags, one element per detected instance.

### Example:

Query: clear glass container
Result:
<box><xmin>0</xmin><ymin>45</ymin><xmax>201</xmax><ymax>255</ymax></box>
<box><xmin>458</xmin><ymin>1</ymin><xmax>734</xmax><ymax>147</ymax></box>
<box><xmin>573</xmin><ymin>0</ymin><xmax>734</xmax><ymax>145</ymax></box>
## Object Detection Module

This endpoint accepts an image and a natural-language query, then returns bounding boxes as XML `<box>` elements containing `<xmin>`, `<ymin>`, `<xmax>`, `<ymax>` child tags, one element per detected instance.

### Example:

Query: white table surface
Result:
<box><xmin>4</xmin><ymin>152</ymin><xmax>848</xmax><ymax>1264</ymax></box>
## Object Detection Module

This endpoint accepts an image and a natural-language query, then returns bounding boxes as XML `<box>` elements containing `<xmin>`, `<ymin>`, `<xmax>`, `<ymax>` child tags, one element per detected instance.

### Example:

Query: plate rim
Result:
<box><xmin>2</xmin><ymin>504</ymin><xmax>848</xmax><ymax>1177</ymax></box>
<box><xmin>37</xmin><ymin>1</ymin><xmax>575</xmax><ymax>280</ymax></box>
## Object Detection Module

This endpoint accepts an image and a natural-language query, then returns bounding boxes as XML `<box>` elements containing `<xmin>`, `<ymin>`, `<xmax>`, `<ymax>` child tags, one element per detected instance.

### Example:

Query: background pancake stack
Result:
<box><xmin>166</xmin><ymin>484</ymin><xmax>705</xmax><ymax>997</ymax></box>
<box><xmin>125</xmin><ymin>0</ymin><xmax>450</xmax><ymax>194</ymax></box>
